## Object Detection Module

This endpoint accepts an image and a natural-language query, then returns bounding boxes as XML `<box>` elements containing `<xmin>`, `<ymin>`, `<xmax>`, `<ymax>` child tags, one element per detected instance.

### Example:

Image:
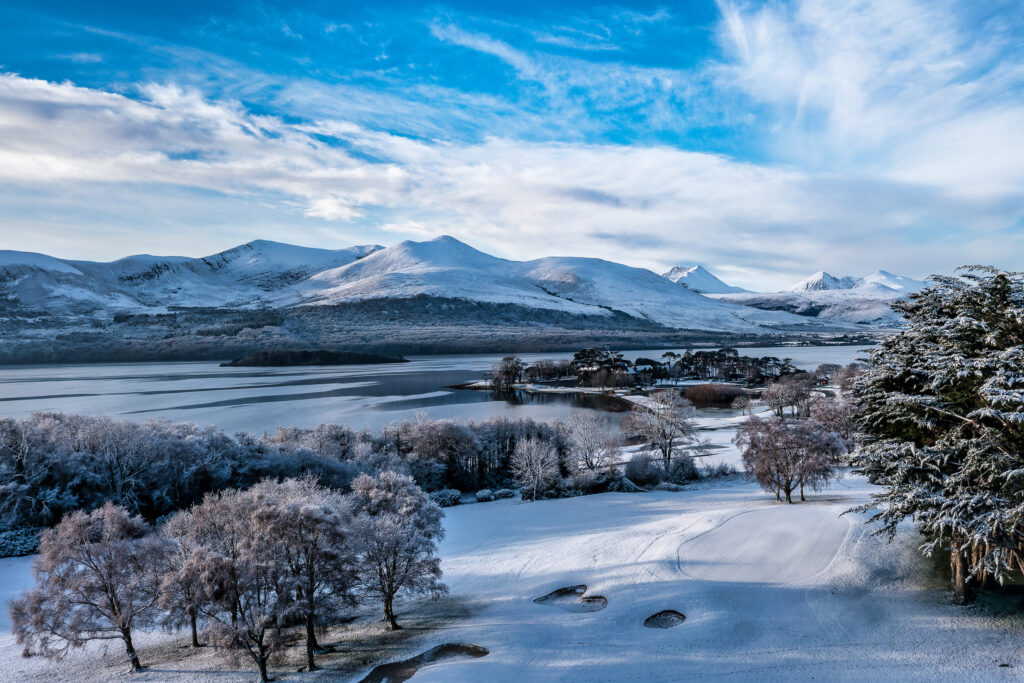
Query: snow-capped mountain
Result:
<box><xmin>0</xmin><ymin>236</ymin><xmax>852</xmax><ymax>335</ymax></box>
<box><xmin>711</xmin><ymin>269</ymin><xmax>930</xmax><ymax>326</ymax></box>
<box><xmin>0</xmin><ymin>240</ymin><xmax>384</xmax><ymax>312</ymax></box>
<box><xmin>788</xmin><ymin>271</ymin><xmax>859</xmax><ymax>292</ymax></box>
<box><xmin>662</xmin><ymin>265</ymin><xmax>748</xmax><ymax>294</ymax></box>
<box><xmin>787</xmin><ymin>269</ymin><xmax>928</xmax><ymax>293</ymax></box>
<box><xmin>297</xmin><ymin>236</ymin><xmax>821</xmax><ymax>333</ymax></box>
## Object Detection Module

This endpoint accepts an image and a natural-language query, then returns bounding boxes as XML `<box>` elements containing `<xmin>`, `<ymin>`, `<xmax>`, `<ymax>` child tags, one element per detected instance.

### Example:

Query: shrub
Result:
<box><xmin>475</xmin><ymin>489</ymin><xmax>494</xmax><ymax>503</ymax></box>
<box><xmin>428</xmin><ymin>489</ymin><xmax>462</xmax><ymax>507</ymax></box>
<box><xmin>684</xmin><ymin>383</ymin><xmax>747</xmax><ymax>406</ymax></box>
<box><xmin>624</xmin><ymin>453</ymin><xmax>663</xmax><ymax>487</ymax></box>
<box><xmin>606</xmin><ymin>476</ymin><xmax>643</xmax><ymax>493</ymax></box>
<box><xmin>666</xmin><ymin>455</ymin><xmax>700</xmax><ymax>484</ymax></box>
<box><xmin>654</xmin><ymin>482</ymin><xmax>686</xmax><ymax>492</ymax></box>
<box><xmin>704</xmin><ymin>462</ymin><xmax>738</xmax><ymax>478</ymax></box>
<box><xmin>0</xmin><ymin>527</ymin><xmax>41</xmax><ymax>557</ymax></box>
<box><xmin>493</xmin><ymin>488</ymin><xmax>516</xmax><ymax>499</ymax></box>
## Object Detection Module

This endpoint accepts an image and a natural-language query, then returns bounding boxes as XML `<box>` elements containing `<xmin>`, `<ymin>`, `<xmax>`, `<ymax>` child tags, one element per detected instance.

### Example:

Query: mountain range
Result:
<box><xmin>1</xmin><ymin>236</ymin><xmax>850</xmax><ymax>333</ymax></box>
<box><xmin>0</xmin><ymin>236</ymin><xmax>911</xmax><ymax>362</ymax></box>
<box><xmin>681</xmin><ymin>267</ymin><xmax>931</xmax><ymax>326</ymax></box>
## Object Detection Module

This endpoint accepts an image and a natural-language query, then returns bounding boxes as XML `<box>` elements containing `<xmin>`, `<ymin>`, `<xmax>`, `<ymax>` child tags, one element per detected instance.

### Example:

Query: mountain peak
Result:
<box><xmin>662</xmin><ymin>264</ymin><xmax>748</xmax><ymax>294</ymax></box>
<box><xmin>788</xmin><ymin>271</ymin><xmax>857</xmax><ymax>292</ymax></box>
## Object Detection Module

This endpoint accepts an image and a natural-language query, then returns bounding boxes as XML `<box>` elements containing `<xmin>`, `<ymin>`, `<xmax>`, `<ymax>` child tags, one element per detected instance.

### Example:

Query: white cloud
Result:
<box><xmin>2</xmin><ymin>0</ymin><xmax>1023</xmax><ymax>290</ymax></box>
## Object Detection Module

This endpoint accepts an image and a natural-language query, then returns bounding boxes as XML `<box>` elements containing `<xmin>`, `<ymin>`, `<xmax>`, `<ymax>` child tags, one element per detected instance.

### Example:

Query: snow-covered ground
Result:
<box><xmin>3</xmin><ymin>472</ymin><xmax>1022</xmax><ymax>681</ymax></box>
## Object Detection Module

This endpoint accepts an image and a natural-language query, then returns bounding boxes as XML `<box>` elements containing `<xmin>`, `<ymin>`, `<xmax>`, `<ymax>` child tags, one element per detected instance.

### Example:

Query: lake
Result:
<box><xmin>0</xmin><ymin>346</ymin><xmax>871</xmax><ymax>434</ymax></box>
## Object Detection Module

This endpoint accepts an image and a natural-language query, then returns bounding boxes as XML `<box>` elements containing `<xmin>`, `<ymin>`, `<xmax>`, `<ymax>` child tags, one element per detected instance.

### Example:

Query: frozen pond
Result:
<box><xmin>0</xmin><ymin>346</ymin><xmax>871</xmax><ymax>434</ymax></box>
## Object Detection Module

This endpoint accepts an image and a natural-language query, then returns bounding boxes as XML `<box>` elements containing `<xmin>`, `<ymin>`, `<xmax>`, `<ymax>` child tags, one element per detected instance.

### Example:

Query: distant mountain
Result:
<box><xmin>711</xmin><ymin>268</ymin><xmax>930</xmax><ymax>326</ymax></box>
<box><xmin>788</xmin><ymin>271</ymin><xmax>859</xmax><ymax>292</ymax></box>
<box><xmin>0</xmin><ymin>236</ymin><xmax>859</xmax><ymax>345</ymax></box>
<box><xmin>297</xmin><ymin>236</ymin><xmax>815</xmax><ymax>333</ymax></box>
<box><xmin>662</xmin><ymin>265</ymin><xmax>748</xmax><ymax>294</ymax></box>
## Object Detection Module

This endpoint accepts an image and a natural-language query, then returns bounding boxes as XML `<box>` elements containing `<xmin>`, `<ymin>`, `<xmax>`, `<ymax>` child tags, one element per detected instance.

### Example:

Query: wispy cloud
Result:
<box><xmin>0</xmin><ymin>0</ymin><xmax>1021</xmax><ymax>289</ymax></box>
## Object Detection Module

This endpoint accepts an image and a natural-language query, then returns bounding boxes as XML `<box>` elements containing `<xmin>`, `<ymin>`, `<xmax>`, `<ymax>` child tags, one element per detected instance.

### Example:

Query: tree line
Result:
<box><xmin>10</xmin><ymin>472</ymin><xmax>444</xmax><ymax>681</ymax></box>
<box><xmin>492</xmin><ymin>346</ymin><xmax>820</xmax><ymax>391</ymax></box>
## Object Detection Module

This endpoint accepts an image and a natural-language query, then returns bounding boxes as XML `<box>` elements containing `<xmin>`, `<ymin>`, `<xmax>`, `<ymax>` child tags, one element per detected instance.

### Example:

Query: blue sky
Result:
<box><xmin>0</xmin><ymin>0</ymin><xmax>1021</xmax><ymax>289</ymax></box>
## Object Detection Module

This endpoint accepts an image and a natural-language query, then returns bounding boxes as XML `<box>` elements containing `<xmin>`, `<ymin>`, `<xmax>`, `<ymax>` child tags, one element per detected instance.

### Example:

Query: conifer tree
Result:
<box><xmin>852</xmin><ymin>267</ymin><xmax>1024</xmax><ymax>604</ymax></box>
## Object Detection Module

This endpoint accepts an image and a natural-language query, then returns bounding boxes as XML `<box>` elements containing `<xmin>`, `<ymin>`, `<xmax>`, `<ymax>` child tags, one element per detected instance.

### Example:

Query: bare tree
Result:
<box><xmin>9</xmin><ymin>502</ymin><xmax>166</xmax><ymax>673</ymax></box>
<box><xmin>563</xmin><ymin>413</ymin><xmax>618</xmax><ymax>472</ymax></box>
<box><xmin>731</xmin><ymin>395</ymin><xmax>751</xmax><ymax>415</ymax></box>
<box><xmin>350</xmin><ymin>472</ymin><xmax>446</xmax><ymax>630</ymax></box>
<box><xmin>734</xmin><ymin>416</ymin><xmax>843</xmax><ymax>503</ymax></box>
<box><xmin>760</xmin><ymin>381</ymin><xmax>790</xmax><ymax>417</ymax></box>
<box><xmin>621</xmin><ymin>391</ymin><xmax>700</xmax><ymax>470</ymax></box>
<box><xmin>510</xmin><ymin>438</ymin><xmax>560</xmax><ymax>501</ymax></box>
<box><xmin>186</xmin><ymin>488</ymin><xmax>286</xmax><ymax>683</ymax></box>
<box><xmin>808</xmin><ymin>395</ymin><xmax>858</xmax><ymax>451</ymax></box>
<box><xmin>834</xmin><ymin>362</ymin><xmax>867</xmax><ymax>393</ymax></box>
<box><xmin>158</xmin><ymin>510</ymin><xmax>207</xmax><ymax>648</ymax></box>
<box><xmin>251</xmin><ymin>477</ymin><xmax>357</xmax><ymax>672</ymax></box>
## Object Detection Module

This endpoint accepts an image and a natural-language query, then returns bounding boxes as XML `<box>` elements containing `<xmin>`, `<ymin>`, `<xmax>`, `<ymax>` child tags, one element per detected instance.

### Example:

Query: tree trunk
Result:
<box><xmin>305</xmin><ymin>614</ymin><xmax>317</xmax><ymax>671</ymax></box>
<box><xmin>384</xmin><ymin>595</ymin><xmax>401</xmax><ymax>630</ymax></box>
<box><xmin>950</xmin><ymin>546</ymin><xmax>976</xmax><ymax>605</ymax></box>
<box><xmin>783</xmin><ymin>484</ymin><xmax>793</xmax><ymax>504</ymax></box>
<box><xmin>189</xmin><ymin>609</ymin><xmax>200</xmax><ymax>648</ymax></box>
<box><xmin>257</xmin><ymin>655</ymin><xmax>271</xmax><ymax>683</ymax></box>
<box><xmin>799</xmin><ymin>482</ymin><xmax>805</xmax><ymax>502</ymax></box>
<box><xmin>121</xmin><ymin>628</ymin><xmax>143</xmax><ymax>673</ymax></box>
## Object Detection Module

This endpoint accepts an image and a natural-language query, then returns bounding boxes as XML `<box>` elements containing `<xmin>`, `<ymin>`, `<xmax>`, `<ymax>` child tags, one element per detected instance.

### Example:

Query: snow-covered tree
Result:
<box><xmin>808</xmin><ymin>395</ymin><xmax>858</xmax><ymax>452</ymax></box>
<box><xmin>350</xmin><ymin>472</ymin><xmax>446</xmax><ymax>630</ymax></box>
<box><xmin>185</xmin><ymin>488</ymin><xmax>287</xmax><ymax>683</ymax></box>
<box><xmin>734</xmin><ymin>416</ymin><xmax>843</xmax><ymax>503</ymax></box>
<box><xmin>851</xmin><ymin>267</ymin><xmax>1024</xmax><ymax>604</ymax></box>
<box><xmin>158</xmin><ymin>509</ymin><xmax>207</xmax><ymax>648</ymax></box>
<box><xmin>563</xmin><ymin>412</ymin><xmax>618</xmax><ymax>472</ymax></box>
<box><xmin>250</xmin><ymin>477</ymin><xmax>357</xmax><ymax>672</ymax></box>
<box><xmin>621</xmin><ymin>391</ymin><xmax>701</xmax><ymax>470</ymax></box>
<box><xmin>9</xmin><ymin>502</ymin><xmax>166</xmax><ymax>672</ymax></box>
<box><xmin>510</xmin><ymin>437</ymin><xmax>560</xmax><ymax>501</ymax></box>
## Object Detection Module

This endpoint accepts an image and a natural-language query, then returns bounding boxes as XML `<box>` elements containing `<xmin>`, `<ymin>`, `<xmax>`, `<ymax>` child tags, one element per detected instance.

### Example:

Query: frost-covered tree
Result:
<box><xmin>158</xmin><ymin>509</ymin><xmax>207</xmax><ymax>648</ymax></box>
<box><xmin>510</xmin><ymin>437</ymin><xmax>560</xmax><ymax>501</ymax></box>
<box><xmin>808</xmin><ymin>395</ymin><xmax>858</xmax><ymax>452</ymax></box>
<box><xmin>250</xmin><ymin>477</ymin><xmax>357</xmax><ymax>672</ymax></box>
<box><xmin>563</xmin><ymin>412</ymin><xmax>618</xmax><ymax>472</ymax></box>
<box><xmin>350</xmin><ymin>472</ymin><xmax>446</xmax><ymax>630</ymax></box>
<box><xmin>9</xmin><ymin>503</ymin><xmax>166</xmax><ymax>672</ymax></box>
<box><xmin>851</xmin><ymin>267</ymin><xmax>1024</xmax><ymax>604</ymax></box>
<box><xmin>186</xmin><ymin>488</ymin><xmax>287</xmax><ymax>683</ymax></box>
<box><xmin>734</xmin><ymin>416</ymin><xmax>843</xmax><ymax>503</ymax></box>
<box><xmin>621</xmin><ymin>391</ymin><xmax>701</xmax><ymax>470</ymax></box>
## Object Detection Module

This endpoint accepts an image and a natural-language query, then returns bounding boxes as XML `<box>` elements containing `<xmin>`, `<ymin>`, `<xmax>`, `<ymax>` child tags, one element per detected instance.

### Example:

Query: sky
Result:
<box><xmin>0</xmin><ymin>0</ymin><xmax>1021</xmax><ymax>290</ymax></box>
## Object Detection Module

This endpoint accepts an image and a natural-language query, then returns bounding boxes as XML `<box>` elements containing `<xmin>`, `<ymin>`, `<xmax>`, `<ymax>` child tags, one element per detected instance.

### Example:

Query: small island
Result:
<box><xmin>220</xmin><ymin>349</ymin><xmax>409</xmax><ymax>367</ymax></box>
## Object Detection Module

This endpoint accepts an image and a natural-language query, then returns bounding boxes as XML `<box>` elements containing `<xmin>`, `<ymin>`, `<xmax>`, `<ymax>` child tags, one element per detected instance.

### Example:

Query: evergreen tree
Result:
<box><xmin>851</xmin><ymin>267</ymin><xmax>1024</xmax><ymax>604</ymax></box>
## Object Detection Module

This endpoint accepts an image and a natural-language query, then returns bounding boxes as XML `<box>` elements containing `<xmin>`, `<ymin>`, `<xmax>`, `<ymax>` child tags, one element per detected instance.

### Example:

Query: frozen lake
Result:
<box><xmin>0</xmin><ymin>346</ymin><xmax>871</xmax><ymax>434</ymax></box>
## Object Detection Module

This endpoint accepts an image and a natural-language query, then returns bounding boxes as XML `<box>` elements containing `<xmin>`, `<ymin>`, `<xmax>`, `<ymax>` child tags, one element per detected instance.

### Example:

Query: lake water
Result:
<box><xmin>0</xmin><ymin>346</ymin><xmax>871</xmax><ymax>434</ymax></box>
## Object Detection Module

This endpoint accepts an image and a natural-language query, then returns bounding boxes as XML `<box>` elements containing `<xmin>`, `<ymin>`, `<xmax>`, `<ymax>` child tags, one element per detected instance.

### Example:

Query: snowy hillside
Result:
<box><xmin>0</xmin><ymin>236</ymin><xmax>854</xmax><ymax>335</ymax></box>
<box><xmin>0</xmin><ymin>240</ymin><xmax>383</xmax><ymax>313</ymax></box>
<box><xmin>661</xmin><ymin>265</ymin><xmax>748</xmax><ymax>294</ymax></box>
<box><xmin>297</xmin><ymin>236</ymin><xmax>832</xmax><ymax>333</ymax></box>
<box><xmin>711</xmin><ymin>269</ymin><xmax>931</xmax><ymax>326</ymax></box>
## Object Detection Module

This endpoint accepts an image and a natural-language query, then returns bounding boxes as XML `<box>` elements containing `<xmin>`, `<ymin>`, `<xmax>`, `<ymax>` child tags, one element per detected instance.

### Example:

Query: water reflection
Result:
<box><xmin>0</xmin><ymin>346</ymin><xmax>869</xmax><ymax>433</ymax></box>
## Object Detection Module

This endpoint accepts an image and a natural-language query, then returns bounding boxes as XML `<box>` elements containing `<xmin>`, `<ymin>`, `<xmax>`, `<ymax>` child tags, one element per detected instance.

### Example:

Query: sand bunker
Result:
<box><xmin>644</xmin><ymin>610</ymin><xmax>686</xmax><ymax>628</ymax></box>
<box><xmin>359</xmin><ymin>643</ymin><xmax>489</xmax><ymax>683</ymax></box>
<box><xmin>533</xmin><ymin>585</ymin><xmax>608</xmax><ymax>613</ymax></box>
